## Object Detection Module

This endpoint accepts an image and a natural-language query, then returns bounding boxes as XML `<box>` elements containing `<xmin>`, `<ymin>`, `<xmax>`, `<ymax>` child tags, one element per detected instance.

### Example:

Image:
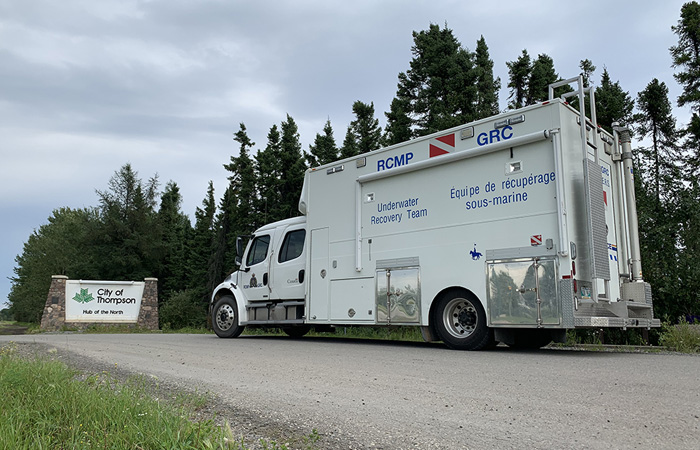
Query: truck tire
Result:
<box><xmin>507</xmin><ymin>329</ymin><xmax>552</xmax><ymax>349</ymax></box>
<box><xmin>212</xmin><ymin>296</ymin><xmax>245</xmax><ymax>338</ymax></box>
<box><xmin>434</xmin><ymin>290</ymin><xmax>491</xmax><ymax>350</ymax></box>
<box><xmin>282</xmin><ymin>325</ymin><xmax>311</xmax><ymax>338</ymax></box>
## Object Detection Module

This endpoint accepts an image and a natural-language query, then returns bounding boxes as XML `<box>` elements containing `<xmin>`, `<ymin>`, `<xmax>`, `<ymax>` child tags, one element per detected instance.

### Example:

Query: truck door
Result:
<box><xmin>241</xmin><ymin>234</ymin><xmax>272</xmax><ymax>301</ymax></box>
<box><xmin>270</xmin><ymin>226</ymin><xmax>306</xmax><ymax>300</ymax></box>
<box><xmin>308</xmin><ymin>227</ymin><xmax>329</xmax><ymax>322</ymax></box>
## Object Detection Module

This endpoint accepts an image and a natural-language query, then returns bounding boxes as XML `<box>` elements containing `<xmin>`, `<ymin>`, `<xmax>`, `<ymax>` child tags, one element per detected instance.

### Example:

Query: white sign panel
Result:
<box><xmin>65</xmin><ymin>280</ymin><xmax>145</xmax><ymax>323</ymax></box>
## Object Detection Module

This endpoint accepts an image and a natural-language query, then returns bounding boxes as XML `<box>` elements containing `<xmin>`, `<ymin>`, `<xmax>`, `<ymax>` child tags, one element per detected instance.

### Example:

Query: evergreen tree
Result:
<box><xmin>506</xmin><ymin>49</ymin><xmax>531</xmax><ymax>109</ymax></box>
<box><xmin>256</xmin><ymin>124</ymin><xmax>284</xmax><ymax>223</ymax></box>
<box><xmin>675</xmin><ymin>184</ymin><xmax>700</xmax><ymax>317</ymax></box>
<box><xmin>383</xmin><ymin>96</ymin><xmax>412</xmax><ymax>146</ymax></box>
<box><xmin>94</xmin><ymin>164</ymin><xmax>160</xmax><ymax>281</ymax></box>
<box><xmin>671</xmin><ymin>1</ymin><xmax>700</xmax><ymax>176</ymax></box>
<box><xmin>187</xmin><ymin>181</ymin><xmax>218</xmax><ymax>301</ymax></box>
<box><xmin>667</xmin><ymin>1</ymin><xmax>700</xmax><ymax>319</ymax></box>
<box><xmin>8</xmin><ymin>208</ymin><xmax>99</xmax><ymax>323</ymax></box>
<box><xmin>278</xmin><ymin>114</ymin><xmax>306</xmax><ymax>218</ymax></box>
<box><xmin>526</xmin><ymin>54</ymin><xmax>558</xmax><ymax>105</ymax></box>
<box><xmin>214</xmin><ymin>123</ymin><xmax>258</xmax><ymax>278</ymax></box>
<box><xmin>579</xmin><ymin>59</ymin><xmax>596</xmax><ymax>87</ymax></box>
<box><xmin>474</xmin><ymin>35</ymin><xmax>500</xmax><ymax>118</ymax></box>
<box><xmin>390</xmin><ymin>23</ymin><xmax>477</xmax><ymax>137</ymax></box>
<box><xmin>306</xmin><ymin>119</ymin><xmax>339</xmax><ymax>167</ymax></box>
<box><xmin>340</xmin><ymin>126</ymin><xmax>359</xmax><ymax>159</ymax></box>
<box><xmin>635</xmin><ymin>173</ymin><xmax>683</xmax><ymax>321</ymax></box>
<box><xmin>633</xmin><ymin>79</ymin><xmax>682</xmax><ymax>321</ymax></box>
<box><xmin>156</xmin><ymin>181</ymin><xmax>191</xmax><ymax>304</ymax></box>
<box><xmin>595</xmin><ymin>68</ymin><xmax>634</xmax><ymax>133</ymax></box>
<box><xmin>226</xmin><ymin>123</ymin><xmax>258</xmax><ymax>231</ymax></box>
<box><xmin>634</xmin><ymin>79</ymin><xmax>679</xmax><ymax>204</ymax></box>
<box><xmin>349</xmin><ymin>100</ymin><xmax>382</xmax><ymax>154</ymax></box>
<box><xmin>684</xmin><ymin>114</ymin><xmax>700</xmax><ymax>175</ymax></box>
<box><xmin>211</xmin><ymin>184</ymin><xmax>235</xmax><ymax>282</ymax></box>
<box><xmin>671</xmin><ymin>1</ymin><xmax>700</xmax><ymax>111</ymax></box>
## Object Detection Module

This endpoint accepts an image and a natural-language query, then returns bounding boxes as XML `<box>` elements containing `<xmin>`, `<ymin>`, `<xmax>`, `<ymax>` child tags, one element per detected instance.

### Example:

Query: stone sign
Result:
<box><xmin>41</xmin><ymin>276</ymin><xmax>159</xmax><ymax>331</ymax></box>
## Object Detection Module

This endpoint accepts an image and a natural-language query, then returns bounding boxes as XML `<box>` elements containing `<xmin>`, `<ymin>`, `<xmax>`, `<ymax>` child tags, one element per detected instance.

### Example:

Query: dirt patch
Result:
<box><xmin>0</xmin><ymin>324</ymin><xmax>28</xmax><ymax>335</ymax></box>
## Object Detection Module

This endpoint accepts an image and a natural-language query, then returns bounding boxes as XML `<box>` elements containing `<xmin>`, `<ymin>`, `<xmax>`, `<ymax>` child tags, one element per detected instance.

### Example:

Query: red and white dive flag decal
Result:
<box><xmin>429</xmin><ymin>133</ymin><xmax>455</xmax><ymax>157</ymax></box>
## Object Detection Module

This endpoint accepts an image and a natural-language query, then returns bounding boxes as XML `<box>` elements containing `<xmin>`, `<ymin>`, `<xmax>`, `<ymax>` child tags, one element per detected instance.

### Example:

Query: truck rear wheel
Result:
<box><xmin>212</xmin><ymin>296</ymin><xmax>245</xmax><ymax>338</ymax></box>
<box><xmin>434</xmin><ymin>290</ymin><xmax>491</xmax><ymax>350</ymax></box>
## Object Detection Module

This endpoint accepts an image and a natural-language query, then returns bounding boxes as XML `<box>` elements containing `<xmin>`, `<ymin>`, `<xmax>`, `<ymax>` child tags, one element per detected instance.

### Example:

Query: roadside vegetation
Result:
<box><xmin>4</xmin><ymin>318</ymin><xmax>700</xmax><ymax>353</ymax></box>
<box><xmin>659</xmin><ymin>321</ymin><xmax>700</xmax><ymax>353</ymax></box>
<box><xmin>0</xmin><ymin>342</ymin><xmax>318</xmax><ymax>450</ymax></box>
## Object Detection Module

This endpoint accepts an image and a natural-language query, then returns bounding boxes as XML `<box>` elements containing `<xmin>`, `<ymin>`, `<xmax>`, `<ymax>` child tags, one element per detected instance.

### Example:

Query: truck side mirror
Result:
<box><xmin>236</xmin><ymin>236</ymin><xmax>245</xmax><ymax>259</ymax></box>
<box><xmin>235</xmin><ymin>255</ymin><xmax>241</xmax><ymax>266</ymax></box>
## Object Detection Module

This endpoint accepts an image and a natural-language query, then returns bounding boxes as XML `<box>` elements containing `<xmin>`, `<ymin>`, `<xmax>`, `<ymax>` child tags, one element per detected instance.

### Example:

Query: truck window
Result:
<box><xmin>246</xmin><ymin>235</ymin><xmax>270</xmax><ymax>266</ymax></box>
<box><xmin>278</xmin><ymin>229</ymin><xmax>306</xmax><ymax>263</ymax></box>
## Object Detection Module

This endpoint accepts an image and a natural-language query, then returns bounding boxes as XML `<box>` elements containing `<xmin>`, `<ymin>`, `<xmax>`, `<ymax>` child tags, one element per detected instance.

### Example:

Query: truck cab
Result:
<box><xmin>211</xmin><ymin>216</ymin><xmax>311</xmax><ymax>338</ymax></box>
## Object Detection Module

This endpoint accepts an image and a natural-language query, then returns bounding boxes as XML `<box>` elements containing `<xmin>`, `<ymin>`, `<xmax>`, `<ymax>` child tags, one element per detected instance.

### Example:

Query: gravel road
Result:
<box><xmin>2</xmin><ymin>333</ymin><xmax>698</xmax><ymax>449</ymax></box>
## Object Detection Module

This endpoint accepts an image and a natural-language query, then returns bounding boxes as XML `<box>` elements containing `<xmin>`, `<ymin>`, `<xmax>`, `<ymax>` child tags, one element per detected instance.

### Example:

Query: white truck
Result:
<box><xmin>210</xmin><ymin>77</ymin><xmax>660</xmax><ymax>350</ymax></box>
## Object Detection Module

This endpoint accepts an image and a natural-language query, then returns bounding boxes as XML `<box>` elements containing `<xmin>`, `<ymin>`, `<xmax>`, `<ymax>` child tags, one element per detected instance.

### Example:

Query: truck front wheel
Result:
<box><xmin>434</xmin><ymin>290</ymin><xmax>491</xmax><ymax>350</ymax></box>
<box><xmin>212</xmin><ymin>296</ymin><xmax>245</xmax><ymax>338</ymax></box>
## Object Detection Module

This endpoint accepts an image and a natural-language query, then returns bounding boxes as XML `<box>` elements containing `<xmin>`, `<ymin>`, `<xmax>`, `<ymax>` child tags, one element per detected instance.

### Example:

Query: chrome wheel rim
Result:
<box><xmin>216</xmin><ymin>304</ymin><xmax>235</xmax><ymax>331</ymax></box>
<box><xmin>442</xmin><ymin>297</ymin><xmax>477</xmax><ymax>338</ymax></box>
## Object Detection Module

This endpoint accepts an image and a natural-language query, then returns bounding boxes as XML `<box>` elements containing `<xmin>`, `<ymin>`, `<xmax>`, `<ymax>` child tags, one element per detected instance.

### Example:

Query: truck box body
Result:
<box><xmin>211</xmin><ymin>92</ymin><xmax>660</xmax><ymax>349</ymax></box>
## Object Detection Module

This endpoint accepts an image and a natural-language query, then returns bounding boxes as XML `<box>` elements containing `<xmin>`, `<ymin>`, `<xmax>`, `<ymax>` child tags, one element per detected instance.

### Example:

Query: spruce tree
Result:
<box><xmin>595</xmin><ymin>68</ymin><xmax>634</xmax><ymax>133</ymax></box>
<box><xmin>634</xmin><ymin>79</ymin><xmax>679</xmax><ymax>204</ymax></box>
<box><xmin>278</xmin><ymin>114</ymin><xmax>306</xmax><ymax>219</ymax></box>
<box><xmin>349</xmin><ymin>100</ymin><xmax>382</xmax><ymax>154</ymax></box>
<box><xmin>188</xmin><ymin>181</ymin><xmax>218</xmax><ymax>301</ymax></box>
<box><xmin>579</xmin><ymin>59</ymin><xmax>596</xmax><ymax>87</ymax></box>
<box><xmin>217</xmin><ymin>123</ymin><xmax>258</xmax><ymax>274</ymax></box>
<box><xmin>383</xmin><ymin>96</ymin><xmax>412</xmax><ymax>146</ymax></box>
<box><xmin>526</xmin><ymin>54</ymin><xmax>558</xmax><ymax>105</ymax></box>
<box><xmin>256</xmin><ymin>124</ymin><xmax>284</xmax><ymax>223</ymax></box>
<box><xmin>671</xmin><ymin>1</ymin><xmax>700</xmax><ymax>176</ymax></box>
<box><xmin>340</xmin><ymin>126</ymin><xmax>359</xmax><ymax>159</ymax></box>
<box><xmin>474</xmin><ymin>36</ymin><xmax>500</xmax><ymax>118</ymax></box>
<box><xmin>671</xmin><ymin>1</ymin><xmax>700</xmax><ymax>110</ymax></box>
<box><xmin>156</xmin><ymin>181</ymin><xmax>191</xmax><ymax>304</ymax></box>
<box><xmin>94</xmin><ymin>164</ymin><xmax>160</xmax><ymax>281</ymax></box>
<box><xmin>390</xmin><ymin>23</ymin><xmax>477</xmax><ymax>137</ymax></box>
<box><xmin>506</xmin><ymin>49</ymin><xmax>531</xmax><ymax>109</ymax></box>
<box><xmin>633</xmin><ymin>79</ymin><xmax>682</xmax><ymax>323</ymax></box>
<box><xmin>306</xmin><ymin>119</ymin><xmax>339</xmax><ymax>167</ymax></box>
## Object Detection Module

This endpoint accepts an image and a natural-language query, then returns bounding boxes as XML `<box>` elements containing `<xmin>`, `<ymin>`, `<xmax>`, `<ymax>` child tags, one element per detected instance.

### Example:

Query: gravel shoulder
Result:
<box><xmin>2</xmin><ymin>333</ymin><xmax>699</xmax><ymax>450</ymax></box>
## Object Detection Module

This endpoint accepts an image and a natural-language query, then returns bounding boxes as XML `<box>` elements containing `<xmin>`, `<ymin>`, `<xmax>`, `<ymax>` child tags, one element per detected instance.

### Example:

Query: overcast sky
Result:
<box><xmin>0</xmin><ymin>0</ymin><xmax>691</xmax><ymax>309</ymax></box>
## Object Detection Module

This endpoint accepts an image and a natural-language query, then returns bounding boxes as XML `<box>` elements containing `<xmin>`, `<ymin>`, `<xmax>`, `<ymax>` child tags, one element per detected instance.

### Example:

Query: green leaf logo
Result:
<box><xmin>72</xmin><ymin>288</ymin><xmax>94</xmax><ymax>304</ymax></box>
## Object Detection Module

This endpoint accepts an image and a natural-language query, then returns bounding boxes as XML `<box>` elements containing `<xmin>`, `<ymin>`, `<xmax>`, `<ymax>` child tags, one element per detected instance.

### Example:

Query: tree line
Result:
<box><xmin>7</xmin><ymin>3</ymin><xmax>700</xmax><ymax>327</ymax></box>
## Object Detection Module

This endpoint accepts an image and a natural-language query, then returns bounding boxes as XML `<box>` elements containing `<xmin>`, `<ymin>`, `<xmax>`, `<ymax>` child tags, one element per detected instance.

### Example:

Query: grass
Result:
<box><xmin>243</xmin><ymin>325</ymin><xmax>424</xmax><ymax>342</ymax></box>
<box><xmin>0</xmin><ymin>342</ymin><xmax>317</xmax><ymax>450</ymax></box>
<box><xmin>0</xmin><ymin>321</ymin><xmax>39</xmax><ymax>335</ymax></box>
<box><xmin>659</xmin><ymin>321</ymin><xmax>700</xmax><ymax>353</ymax></box>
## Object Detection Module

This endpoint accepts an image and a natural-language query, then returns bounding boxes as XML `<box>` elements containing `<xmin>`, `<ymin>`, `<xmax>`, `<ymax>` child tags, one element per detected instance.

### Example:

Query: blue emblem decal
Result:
<box><xmin>469</xmin><ymin>244</ymin><xmax>483</xmax><ymax>261</ymax></box>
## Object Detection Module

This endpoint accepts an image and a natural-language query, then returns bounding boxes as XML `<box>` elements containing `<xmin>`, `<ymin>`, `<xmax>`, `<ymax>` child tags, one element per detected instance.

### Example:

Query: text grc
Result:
<box><xmin>477</xmin><ymin>125</ymin><xmax>513</xmax><ymax>146</ymax></box>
